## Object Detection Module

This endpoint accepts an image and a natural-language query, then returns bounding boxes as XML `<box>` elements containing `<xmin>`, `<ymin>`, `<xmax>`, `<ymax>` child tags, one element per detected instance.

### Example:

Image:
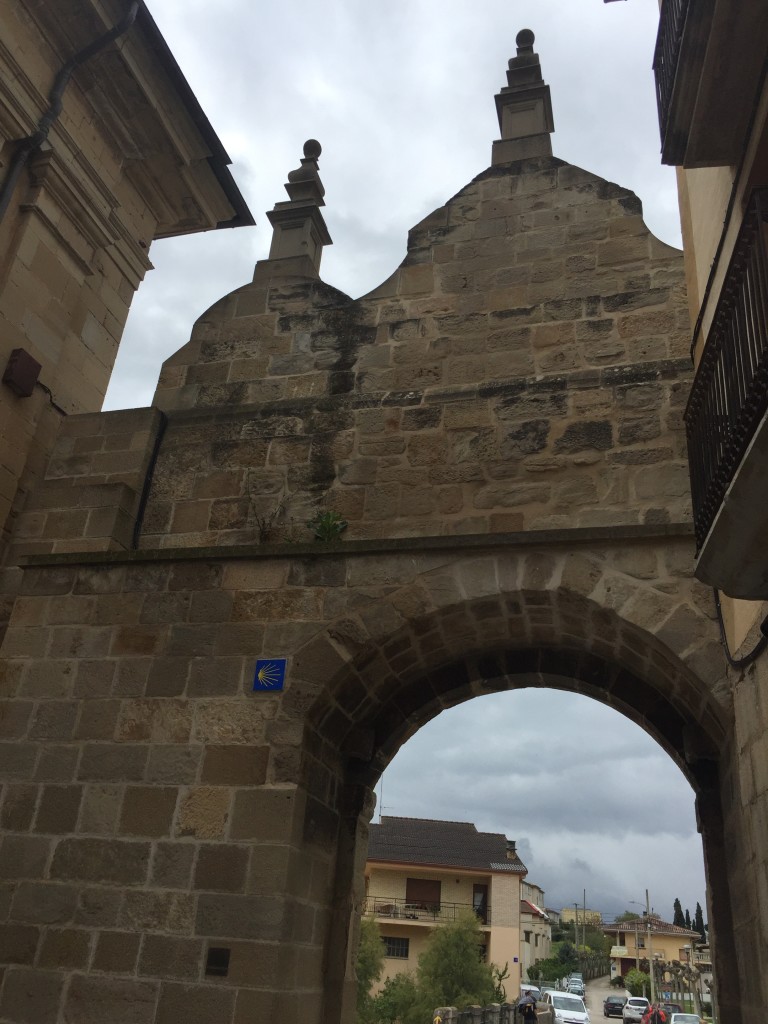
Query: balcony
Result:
<box><xmin>653</xmin><ymin>0</ymin><xmax>768</xmax><ymax>167</ymax></box>
<box><xmin>685</xmin><ymin>188</ymin><xmax>768</xmax><ymax>598</ymax></box>
<box><xmin>364</xmin><ymin>896</ymin><xmax>491</xmax><ymax>927</ymax></box>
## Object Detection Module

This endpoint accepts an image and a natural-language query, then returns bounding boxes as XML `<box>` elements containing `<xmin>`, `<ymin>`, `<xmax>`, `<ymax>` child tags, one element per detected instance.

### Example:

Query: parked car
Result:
<box><xmin>568</xmin><ymin>978</ymin><xmax>586</xmax><ymax>995</ymax></box>
<box><xmin>520</xmin><ymin>984</ymin><xmax>541</xmax><ymax>1000</ymax></box>
<box><xmin>623</xmin><ymin>997</ymin><xmax>650</xmax><ymax>1023</ymax></box>
<box><xmin>668</xmin><ymin>1015</ymin><xmax>700</xmax><ymax>1024</ymax></box>
<box><xmin>603</xmin><ymin>995</ymin><xmax>628</xmax><ymax>1018</ymax></box>
<box><xmin>544</xmin><ymin>991</ymin><xmax>590</xmax><ymax>1024</ymax></box>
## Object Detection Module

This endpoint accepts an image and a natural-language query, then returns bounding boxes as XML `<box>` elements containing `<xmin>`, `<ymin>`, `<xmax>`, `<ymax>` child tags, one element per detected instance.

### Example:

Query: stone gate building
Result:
<box><xmin>0</xmin><ymin>32</ymin><xmax>760</xmax><ymax>1024</ymax></box>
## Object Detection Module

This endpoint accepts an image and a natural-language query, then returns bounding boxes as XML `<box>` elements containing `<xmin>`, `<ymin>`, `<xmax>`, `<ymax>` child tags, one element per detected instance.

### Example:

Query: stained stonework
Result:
<box><xmin>0</xmin><ymin>37</ymin><xmax>761</xmax><ymax>1024</ymax></box>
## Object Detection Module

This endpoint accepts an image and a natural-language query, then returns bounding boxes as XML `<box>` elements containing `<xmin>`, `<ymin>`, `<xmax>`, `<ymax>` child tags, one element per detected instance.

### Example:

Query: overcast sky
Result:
<box><xmin>106</xmin><ymin>1</ymin><xmax>705</xmax><ymax>924</ymax></box>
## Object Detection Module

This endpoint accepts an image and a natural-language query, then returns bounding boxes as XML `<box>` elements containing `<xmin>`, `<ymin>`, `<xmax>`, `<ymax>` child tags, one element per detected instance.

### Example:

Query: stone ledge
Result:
<box><xmin>18</xmin><ymin>522</ymin><xmax>695</xmax><ymax>569</ymax></box>
<box><xmin>145</xmin><ymin>356</ymin><xmax>692</xmax><ymax>430</ymax></box>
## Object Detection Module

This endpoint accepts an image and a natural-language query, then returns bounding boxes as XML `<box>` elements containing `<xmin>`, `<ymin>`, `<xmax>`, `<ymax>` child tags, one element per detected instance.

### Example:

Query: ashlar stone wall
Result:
<box><xmin>0</xmin><ymin>145</ymin><xmax>755</xmax><ymax>1024</ymax></box>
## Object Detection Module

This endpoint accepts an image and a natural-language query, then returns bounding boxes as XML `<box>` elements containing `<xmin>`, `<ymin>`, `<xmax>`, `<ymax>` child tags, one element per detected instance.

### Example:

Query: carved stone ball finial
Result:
<box><xmin>303</xmin><ymin>139</ymin><xmax>322</xmax><ymax>160</ymax></box>
<box><xmin>516</xmin><ymin>28</ymin><xmax>535</xmax><ymax>55</ymax></box>
<box><xmin>287</xmin><ymin>139</ymin><xmax>323</xmax><ymax>185</ymax></box>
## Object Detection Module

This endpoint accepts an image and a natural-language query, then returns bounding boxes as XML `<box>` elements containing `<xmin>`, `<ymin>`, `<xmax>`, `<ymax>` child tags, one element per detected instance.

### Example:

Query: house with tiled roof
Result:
<box><xmin>521</xmin><ymin>881</ymin><xmax>552</xmax><ymax>979</ymax></box>
<box><xmin>606</xmin><ymin>914</ymin><xmax>701</xmax><ymax>982</ymax></box>
<box><xmin>364</xmin><ymin>816</ymin><xmax>532</xmax><ymax>997</ymax></box>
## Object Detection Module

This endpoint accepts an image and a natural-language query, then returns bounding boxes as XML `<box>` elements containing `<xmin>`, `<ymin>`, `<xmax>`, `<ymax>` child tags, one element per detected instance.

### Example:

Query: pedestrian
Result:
<box><xmin>643</xmin><ymin>1005</ymin><xmax>666</xmax><ymax>1024</ymax></box>
<box><xmin>517</xmin><ymin>991</ymin><xmax>538</xmax><ymax>1023</ymax></box>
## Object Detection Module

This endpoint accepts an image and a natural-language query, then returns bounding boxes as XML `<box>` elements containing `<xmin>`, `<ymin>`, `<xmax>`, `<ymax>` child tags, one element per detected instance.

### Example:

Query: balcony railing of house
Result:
<box><xmin>364</xmin><ymin>896</ymin><xmax>490</xmax><ymax>926</ymax></box>
<box><xmin>685</xmin><ymin>188</ymin><xmax>768</xmax><ymax>550</ymax></box>
<box><xmin>652</xmin><ymin>0</ymin><xmax>690</xmax><ymax>156</ymax></box>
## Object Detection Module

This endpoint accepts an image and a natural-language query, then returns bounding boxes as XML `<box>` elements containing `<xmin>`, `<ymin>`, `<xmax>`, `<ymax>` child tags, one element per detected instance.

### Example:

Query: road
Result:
<box><xmin>584</xmin><ymin>975</ymin><xmax>630</xmax><ymax>1020</ymax></box>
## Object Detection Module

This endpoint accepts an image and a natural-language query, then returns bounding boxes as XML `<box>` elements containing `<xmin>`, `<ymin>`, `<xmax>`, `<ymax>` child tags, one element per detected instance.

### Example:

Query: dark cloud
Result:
<box><xmin>377</xmin><ymin>691</ymin><xmax>705</xmax><ymax>920</ymax></box>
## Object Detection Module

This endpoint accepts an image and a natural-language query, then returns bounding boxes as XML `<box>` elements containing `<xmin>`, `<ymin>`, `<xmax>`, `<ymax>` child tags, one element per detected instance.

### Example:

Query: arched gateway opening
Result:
<box><xmin>295</xmin><ymin>561</ymin><xmax>737</xmax><ymax>1024</ymax></box>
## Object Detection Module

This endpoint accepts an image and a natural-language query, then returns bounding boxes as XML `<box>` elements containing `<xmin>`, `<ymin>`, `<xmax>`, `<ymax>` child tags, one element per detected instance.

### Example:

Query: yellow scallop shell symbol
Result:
<box><xmin>256</xmin><ymin>661</ymin><xmax>282</xmax><ymax>688</ymax></box>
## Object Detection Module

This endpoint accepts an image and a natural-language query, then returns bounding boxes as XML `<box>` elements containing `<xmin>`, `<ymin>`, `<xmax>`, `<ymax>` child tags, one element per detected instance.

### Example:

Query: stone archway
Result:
<box><xmin>278</xmin><ymin>547</ymin><xmax>739</xmax><ymax>1024</ymax></box>
<box><xmin>3</xmin><ymin>31</ymin><xmax>766</xmax><ymax>1024</ymax></box>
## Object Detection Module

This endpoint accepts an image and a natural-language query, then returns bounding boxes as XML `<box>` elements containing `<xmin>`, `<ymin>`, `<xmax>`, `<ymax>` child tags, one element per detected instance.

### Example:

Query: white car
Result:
<box><xmin>669</xmin><ymin>1016</ymin><xmax>700</xmax><ymax>1024</ymax></box>
<box><xmin>544</xmin><ymin>991</ymin><xmax>590</xmax><ymax>1024</ymax></box>
<box><xmin>622</xmin><ymin>998</ymin><xmax>650</xmax><ymax>1023</ymax></box>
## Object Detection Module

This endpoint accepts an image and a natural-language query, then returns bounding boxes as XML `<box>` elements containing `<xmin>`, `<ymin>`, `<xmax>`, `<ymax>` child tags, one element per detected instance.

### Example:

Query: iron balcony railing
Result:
<box><xmin>652</xmin><ymin>0</ymin><xmax>691</xmax><ymax>154</ymax></box>
<box><xmin>364</xmin><ymin>895</ymin><xmax>491</xmax><ymax>926</ymax></box>
<box><xmin>685</xmin><ymin>188</ymin><xmax>768</xmax><ymax>550</ymax></box>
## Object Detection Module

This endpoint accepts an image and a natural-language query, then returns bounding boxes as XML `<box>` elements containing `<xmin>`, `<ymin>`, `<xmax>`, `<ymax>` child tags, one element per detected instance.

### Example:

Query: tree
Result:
<box><xmin>372</xmin><ymin>974</ymin><xmax>418</xmax><ymax>1024</ymax></box>
<box><xmin>356</xmin><ymin>917</ymin><xmax>385</xmax><ymax>1024</ymax></box>
<box><xmin>694</xmin><ymin>902</ymin><xmax>706</xmax><ymax>942</ymax></box>
<box><xmin>624</xmin><ymin>968</ymin><xmax>651</xmax><ymax>998</ymax></box>
<box><xmin>491</xmin><ymin>962</ymin><xmax>510</xmax><ymax>1003</ymax></box>
<box><xmin>526</xmin><ymin>956</ymin><xmax>569</xmax><ymax>984</ymax></box>
<box><xmin>409</xmin><ymin>910</ymin><xmax>496</xmax><ymax>1022</ymax></box>
<box><xmin>615</xmin><ymin>910</ymin><xmax>641</xmax><ymax>922</ymax></box>
<box><xmin>685</xmin><ymin>909</ymin><xmax>692</xmax><ymax>930</ymax></box>
<box><xmin>556</xmin><ymin>941</ymin><xmax>579</xmax><ymax>970</ymax></box>
<box><xmin>672</xmin><ymin>898</ymin><xmax>685</xmax><ymax>928</ymax></box>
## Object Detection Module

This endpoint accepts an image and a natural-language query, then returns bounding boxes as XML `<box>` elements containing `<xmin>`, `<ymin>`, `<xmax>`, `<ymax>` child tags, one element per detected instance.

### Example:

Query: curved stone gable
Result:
<box><xmin>133</xmin><ymin>155</ymin><xmax>693</xmax><ymax>558</ymax></box>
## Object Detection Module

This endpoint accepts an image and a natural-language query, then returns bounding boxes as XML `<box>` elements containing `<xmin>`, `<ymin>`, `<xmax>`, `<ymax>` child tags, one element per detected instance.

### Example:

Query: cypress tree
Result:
<box><xmin>685</xmin><ymin>909</ymin><xmax>691</xmax><ymax>930</ymax></box>
<box><xmin>694</xmin><ymin>902</ymin><xmax>706</xmax><ymax>941</ymax></box>
<box><xmin>673</xmin><ymin>898</ymin><xmax>685</xmax><ymax>928</ymax></box>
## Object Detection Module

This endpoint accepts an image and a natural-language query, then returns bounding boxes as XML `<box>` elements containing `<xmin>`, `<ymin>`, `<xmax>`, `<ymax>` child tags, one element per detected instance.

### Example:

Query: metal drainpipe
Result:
<box><xmin>0</xmin><ymin>1</ymin><xmax>140</xmax><ymax>224</ymax></box>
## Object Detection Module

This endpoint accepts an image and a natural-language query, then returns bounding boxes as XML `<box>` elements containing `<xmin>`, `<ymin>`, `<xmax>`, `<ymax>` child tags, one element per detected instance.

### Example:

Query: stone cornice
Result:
<box><xmin>18</xmin><ymin>522</ymin><xmax>695</xmax><ymax>569</ymax></box>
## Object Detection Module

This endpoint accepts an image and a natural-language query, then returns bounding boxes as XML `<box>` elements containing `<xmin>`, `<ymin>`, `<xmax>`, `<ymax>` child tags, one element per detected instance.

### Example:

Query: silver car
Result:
<box><xmin>622</xmin><ymin>998</ymin><xmax>649</xmax><ymax>1023</ymax></box>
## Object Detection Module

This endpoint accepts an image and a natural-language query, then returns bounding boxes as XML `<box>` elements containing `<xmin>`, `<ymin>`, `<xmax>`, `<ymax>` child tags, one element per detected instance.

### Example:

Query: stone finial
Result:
<box><xmin>259</xmin><ymin>139</ymin><xmax>332</xmax><ymax>279</ymax></box>
<box><xmin>285</xmin><ymin>139</ymin><xmax>326</xmax><ymax>204</ymax></box>
<box><xmin>491</xmin><ymin>28</ymin><xmax>555</xmax><ymax>166</ymax></box>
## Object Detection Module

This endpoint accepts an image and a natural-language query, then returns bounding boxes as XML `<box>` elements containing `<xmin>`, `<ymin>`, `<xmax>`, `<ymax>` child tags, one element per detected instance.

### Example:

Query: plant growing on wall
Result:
<box><xmin>307</xmin><ymin>509</ymin><xmax>348</xmax><ymax>542</ymax></box>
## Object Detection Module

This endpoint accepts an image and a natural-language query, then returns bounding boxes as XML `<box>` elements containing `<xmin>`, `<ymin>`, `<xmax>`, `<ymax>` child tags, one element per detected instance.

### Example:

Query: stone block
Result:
<box><xmin>50</xmin><ymin>837</ymin><xmax>150</xmax><ymax>884</ymax></box>
<box><xmin>78</xmin><ymin>784</ymin><xmax>123</xmax><ymax>835</ymax></box>
<box><xmin>156</xmin><ymin>982</ymin><xmax>236</xmax><ymax>1024</ymax></box>
<box><xmin>195</xmin><ymin>892</ymin><xmax>284</xmax><ymax>942</ymax></box>
<box><xmin>145</xmin><ymin>746</ymin><xmax>202</xmax><ymax>785</ymax></box>
<box><xmin>229</xmin><ymin>786</ymin><xmax>304</xmax><ymax>843</ymax></box>
<box><xmin>193</xmin><ymin>844</ymin><xmax>249</xmax><ymax>892</ymax></box>
<box><xmin>186</xmin><ymin>658</ymin><xmax>242</xmax><ymax>698</ymax></box>
<box><xmin>119</xmin><ymin>786</ymin><xmax>177</xmax><ymax>837</ymax></box>
<box><xmin>93</xmin><ymin>929</ymin><xmax>141</xmax><ymax>973</ymax></box>
<box><xmin>200</xmin><ymin>745</ymin><xmax>269</xmax><ymax>786</ymax></box>
<box><xmin>78</xmin><ymin>743</ymin><xmax>148</xmax><ymax>781</ymax></box>
<box><xmin>10</xmin><ymin>881</ymin><xmax>78</xmax><ymax>924</ymax></box>
<box><xmin>234</xmin><ymin>989</ymin><xmax>275</xmax><ymax>1023</ymax></box>
<box><xmin>118</xmin><ymin>891</ymin><xmax>193</xmax><ymax>934</ymax></box>
<box><xmin>116</xmin><ymin>700</ymin><xmax>191</xmax><ymax>744</ymax></box>
<box><xmin>0</xmin><ymin>835</ymin><xmax>50</xmax><ymax>879</ymax></box>
<box><xmin>34</xmin><ymin>784</ymin><xmax>83</xmax><ymax>833</ymax></box>
<box><xmin>35</xmin><ymin>745</ymin><xmax>79</xmax><ymax>782</ymax></box>
<box><xmin>0</xmin><ymin>923</ymin><xmax>39</xmax><ymax>963</ymax></box>
<box><xmin>0</xmin><ymin>784</ymin><xmax>37</xmax><ymax>830</ymax></box>
<box><xmin>176</xmin><ymin>787</ymin><xmax>230</xmax><ymax>840</ymax></box>
<box><xmin>63</xmin><ymin>974</ymin><xmax>159</xmax><ymax>1024</ymax></box>
<box><xmin>0</xmin><ymin>966</ymin><xmax>65</xmax><ymax>1023</ymax></box>
<box><xmin>38</xmin><ymin>926</ymin><xmax>90</xmax><ymax>968</ymax></box>
<box><xmin>151</xmin><ymin>842</ymin><xmax>195</xmax><ymax>889</ymax></box>
<box><xmin>29</xmin><ymin>700</ymin><xmax>78</xmax><ymax>740</ymax></box>
<box><xmin>75</xmin><ymin>699</ymin><xmax>120</xmax><ymax>739</ymax></box>
<box><xmin>139</xmin><ymin>934</ymin><xmax>203</xmax><ymax>980</ymax></box>
<box><xmin>192</xmin><ymin>701</ymin><xmax>271</xmax><ymax>745</ymax></box>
